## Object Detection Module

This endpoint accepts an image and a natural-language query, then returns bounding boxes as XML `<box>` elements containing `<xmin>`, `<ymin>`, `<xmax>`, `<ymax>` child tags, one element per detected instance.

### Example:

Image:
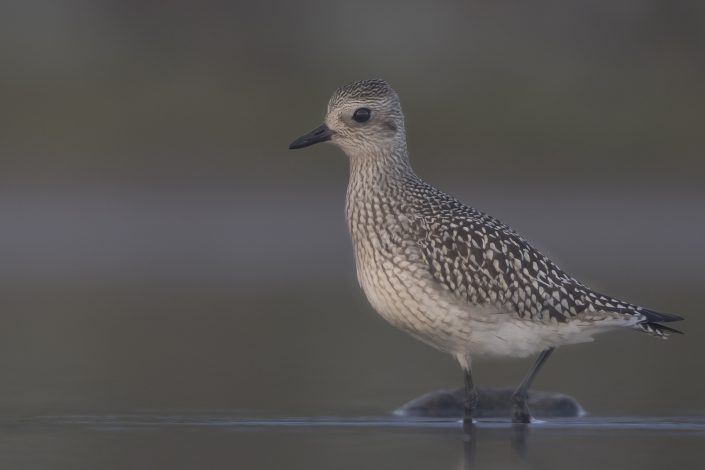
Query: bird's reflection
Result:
<box><xmin>459</xmin><ymin>422</ymin><xmax>530</xmax><ymax>469</ymax></box>
<box><xmin>510</xmin><ymin>424</ymin><xmax>529</xmax><ymax>457</ymax></box>
<box><xmin>461</xmin><ymin>421</ymin><xmax>477</xmax><ymax>467</ymax></box>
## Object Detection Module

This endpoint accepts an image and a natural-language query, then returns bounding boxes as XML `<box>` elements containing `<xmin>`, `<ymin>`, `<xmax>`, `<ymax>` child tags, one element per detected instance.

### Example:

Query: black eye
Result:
<box><xmin>352</xmin><ymin>108</ymin><xmax>371</xmax><ymax>123</ymax></box>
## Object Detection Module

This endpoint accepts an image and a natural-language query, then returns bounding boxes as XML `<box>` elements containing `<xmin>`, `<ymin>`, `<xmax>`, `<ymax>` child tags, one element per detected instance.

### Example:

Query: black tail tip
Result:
<box><xmin>641</xmin><ymin>308</ymin><xmax>684</xmax><ymax>323</ymax></box>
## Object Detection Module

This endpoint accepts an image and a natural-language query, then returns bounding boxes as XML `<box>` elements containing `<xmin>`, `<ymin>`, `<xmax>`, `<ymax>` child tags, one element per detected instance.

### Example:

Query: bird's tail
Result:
<box><xmin>633</xmin><ymin>308</ymin><xmax>684</xmax><ymax>338</ymax></box>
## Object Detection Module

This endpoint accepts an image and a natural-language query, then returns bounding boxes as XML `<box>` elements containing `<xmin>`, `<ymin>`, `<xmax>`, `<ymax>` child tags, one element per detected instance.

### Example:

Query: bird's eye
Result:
<box><xmin>352</xmin><ymin>108</ymin><xmax>371</xmax><ymax>123</ymax></box>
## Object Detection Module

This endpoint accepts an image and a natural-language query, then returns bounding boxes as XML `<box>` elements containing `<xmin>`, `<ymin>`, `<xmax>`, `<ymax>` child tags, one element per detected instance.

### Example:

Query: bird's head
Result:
<box><xmin>289</xmin><ymin>79</ymin><xmax>406</xmax><ymax>157</ymax></box>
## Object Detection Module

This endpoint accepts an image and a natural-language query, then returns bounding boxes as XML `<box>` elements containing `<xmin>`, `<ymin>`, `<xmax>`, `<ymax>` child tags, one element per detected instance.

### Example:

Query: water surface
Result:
<box><xmin>1</xmin><ymin>415</ymin><xmax>703</xmax><ymax>469</ymax></box>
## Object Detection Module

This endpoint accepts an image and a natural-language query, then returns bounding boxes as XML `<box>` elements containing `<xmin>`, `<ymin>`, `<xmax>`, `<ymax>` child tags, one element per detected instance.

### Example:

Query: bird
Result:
<box><xmin>288</xmin><ymin>78</ymin><xmax>683</xmax><ymax>424</ymax></box>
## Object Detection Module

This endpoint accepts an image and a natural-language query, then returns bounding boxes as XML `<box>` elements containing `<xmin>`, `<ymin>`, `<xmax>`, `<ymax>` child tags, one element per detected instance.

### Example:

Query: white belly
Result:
<box><xmin>356</xmin><ymin>256</ymin><xmax>612</xmax><ymax>358</ymax></box>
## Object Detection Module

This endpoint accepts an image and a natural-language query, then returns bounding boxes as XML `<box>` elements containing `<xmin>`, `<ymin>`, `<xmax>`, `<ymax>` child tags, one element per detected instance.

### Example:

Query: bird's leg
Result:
<box><xmin>511</xmin><ymin>347</ymin><xmax>555</xmax><ymax>424</ymax></box>
<box><xmin>462</xmin><ymin>365</ymin><xmax>479</xmax><ymax>426</ymax></box>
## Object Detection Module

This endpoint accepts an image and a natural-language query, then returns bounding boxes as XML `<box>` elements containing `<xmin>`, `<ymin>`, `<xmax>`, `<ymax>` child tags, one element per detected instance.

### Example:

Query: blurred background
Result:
<box><xmin>1</xmin><ymin>0</ymin><xmax>704</xmax><ymax>423</ymax></box>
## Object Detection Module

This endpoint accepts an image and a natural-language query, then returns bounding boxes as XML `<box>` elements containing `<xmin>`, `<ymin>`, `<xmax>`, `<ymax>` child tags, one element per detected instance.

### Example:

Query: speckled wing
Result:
<box><xmin>406</xmin><ymin>194</ymin><xmax>683</xmax><ymax>333</ymax></box>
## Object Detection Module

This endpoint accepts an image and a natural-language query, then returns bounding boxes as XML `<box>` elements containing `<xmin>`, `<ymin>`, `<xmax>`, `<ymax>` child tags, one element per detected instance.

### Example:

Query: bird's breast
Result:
<box><xmin>346</xmin><ymin>199</ymin><xmax>471</xmax><ymax>353</ymax></box>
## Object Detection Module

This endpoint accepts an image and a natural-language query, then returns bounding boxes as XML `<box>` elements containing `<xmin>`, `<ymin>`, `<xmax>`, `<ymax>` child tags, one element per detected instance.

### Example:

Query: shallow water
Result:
<box><xmin>1</xmin><ymin>415</ymin><xmax>703</xmax><ymax>470</ymax></box>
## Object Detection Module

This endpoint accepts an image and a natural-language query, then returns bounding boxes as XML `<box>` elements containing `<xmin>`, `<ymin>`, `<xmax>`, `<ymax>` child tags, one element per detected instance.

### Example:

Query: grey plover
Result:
<box><xmin>289</xmin><ymin>79</ymin><xmax>683</xmax><ymax>424</ymax></box>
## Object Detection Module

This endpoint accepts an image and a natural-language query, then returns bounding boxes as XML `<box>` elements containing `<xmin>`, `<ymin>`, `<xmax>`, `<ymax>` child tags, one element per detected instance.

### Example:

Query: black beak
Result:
<box><xmin>288</xmin><ymin>124</ymin><xmax>334</xmax><ymax>150</ymax></box>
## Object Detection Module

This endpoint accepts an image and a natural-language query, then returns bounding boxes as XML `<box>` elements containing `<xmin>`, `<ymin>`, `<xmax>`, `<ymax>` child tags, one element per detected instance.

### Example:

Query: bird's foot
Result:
<box><xmin>462</xmin><ymin>416</ymin><xmax>475</xmax><ymax>433</ymax></box>
<box><xmin>462</xmin><ymin>409</ymin><xmax>476</xmax><ymax>427</ymax></box>
<box><xmin>511</xmin><ymin>392</ymin><xmax>532</xmax><ymax>424</ymax></box>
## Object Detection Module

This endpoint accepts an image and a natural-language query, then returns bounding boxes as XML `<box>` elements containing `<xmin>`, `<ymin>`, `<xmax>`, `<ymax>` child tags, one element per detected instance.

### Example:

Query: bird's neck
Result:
<box><xmin>345</xmin><ymin>144</ymin><xmax>418</xmax><ymax>236</ymax></box>
<box><xmin>347</xmin><ymin>144</ymin><xmax>415</xmax><ymax>192</ymax></box>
